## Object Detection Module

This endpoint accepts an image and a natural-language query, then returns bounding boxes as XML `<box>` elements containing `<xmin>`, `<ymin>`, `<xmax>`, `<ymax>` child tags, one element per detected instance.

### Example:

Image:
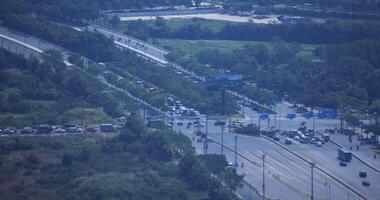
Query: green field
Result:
<box><xmin>155</xmin><ymin>39</ymin><xmax>320</xmax><ymax>58</ymax></box>
<box><xmin>120</xmin><ymin>18</ymin><xmax>231</xmax><ymax>33</ymax></box>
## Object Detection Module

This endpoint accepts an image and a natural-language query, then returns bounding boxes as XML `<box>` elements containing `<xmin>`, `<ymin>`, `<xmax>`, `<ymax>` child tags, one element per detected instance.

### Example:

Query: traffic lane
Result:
<box><xmin>180</xmin><ymin>122</ymin><xmax>349</xmax><ymax>200</ymax></box>
<box><xmin>206</xmin><ymin>131</ymin><xmax>347</xmax><ymax>200</ymax></box>
<box><xmin>205</xmin><ymin>136</ymin><xmax>305</xmax><ymax>200</ymax></box>
<box><xmin>285</xmin><ymin>139</ymin><xmax>380</xmax><ymax>200</ymax></box>
<box><xmin>178</xmin><ymin>124</ymin><xmax>264</xmax><ymax>200</ymax></box>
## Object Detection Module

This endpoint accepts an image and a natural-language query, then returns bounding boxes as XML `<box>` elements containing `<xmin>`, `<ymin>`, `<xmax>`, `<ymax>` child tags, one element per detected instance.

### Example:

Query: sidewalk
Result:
<box><xmin>329</xmin><ymin>132</ymin><xmax>380</xmax><ymax>171</ymax></box>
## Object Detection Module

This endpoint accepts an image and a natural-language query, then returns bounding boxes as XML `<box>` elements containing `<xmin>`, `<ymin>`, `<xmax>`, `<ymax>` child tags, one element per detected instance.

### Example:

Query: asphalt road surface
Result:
<box><xmin>174</xmin><ymin>116</ymin><xmax>379</xmax><ymax>200</ymax></box>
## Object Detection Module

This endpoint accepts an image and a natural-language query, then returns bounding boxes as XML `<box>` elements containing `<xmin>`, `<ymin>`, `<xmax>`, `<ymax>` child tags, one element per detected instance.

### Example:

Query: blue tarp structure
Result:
<box><xmin>287</xmin><ymin>113</ymin><xmax>296</xmax><ymax>119</ymax></box>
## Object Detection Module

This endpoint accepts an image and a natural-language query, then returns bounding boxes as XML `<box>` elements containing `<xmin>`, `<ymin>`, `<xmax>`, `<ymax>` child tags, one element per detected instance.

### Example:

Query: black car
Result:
<box><xmin>339</xmin><ymin>161</ymin><xmax>347</xmax><ymax>167</ymax></box>
<box><xmin>359</xmin><ymin>172</ymin><xmax>367</xmax><ymax>178</ymax></box>
<box><xmin>214</xmin><ymin>121</ymin><xmax>226</xmax><ymax>126</ymax></box>
<box><xmin>273</xmin><ymin>136</ymin><xmax>280</xmax><ymax>141</ymax></box>
<box><xmin>362</xmin><ymin>181</ymin><xmax>370</xmax><ymax>187</ymax></box>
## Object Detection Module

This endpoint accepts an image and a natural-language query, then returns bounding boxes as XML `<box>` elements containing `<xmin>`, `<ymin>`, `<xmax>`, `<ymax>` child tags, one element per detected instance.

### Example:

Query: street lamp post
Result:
<box><xmin>234</xmin><ymin>134</ymin><xmax>238</xmax><ymax>171</ymax></box>
<box><xmin>313</xmin><ymin>115</ymin><xmax>316</xmax><ymax>133</ymax></box>
<box><xmin>311</xmin><ymin>162</ymin><xmax>316</xmax><ymax>200</ymax></box>
<box><xmin>262</xmin><ymin>154</ymin><xmax>266</xmax><ymax>199</ymax></box>
<box><xmin>204</xmin><ymin>116</ymin><xmax>208</xmax><ymax>154</ymax></box>
<box><xmin>221</xmin><ymin>125</ymin><xmax>225</xmax><ymax>155</ymax></box>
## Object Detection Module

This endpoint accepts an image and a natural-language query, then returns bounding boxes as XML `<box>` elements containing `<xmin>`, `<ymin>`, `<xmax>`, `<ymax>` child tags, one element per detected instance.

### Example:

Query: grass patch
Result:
<box><xmin>155</xmin><ymin>39</ymin><xmax>320</xmax><ymax>59</ymax></box>
<box><xmin>120</xmin><ymin>18</ymin><xmax>231</xmax><ymax>33</ymax></box>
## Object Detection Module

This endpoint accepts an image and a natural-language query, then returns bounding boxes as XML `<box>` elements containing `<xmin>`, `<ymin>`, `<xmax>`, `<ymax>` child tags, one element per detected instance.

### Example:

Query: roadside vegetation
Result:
<box><xmin>0</xmin><ymin>51</ymin><xmax>123</xmax><ymax>127</ymax></box>
<box><xmin>117</xmin><ymin>15</ymin><xmax>380</xmax><ymax>116</ymax></box>
<box><xmin>0</xmin><ymin>114</ymin><xmax>241</xmax><ymax>200</ymax></box>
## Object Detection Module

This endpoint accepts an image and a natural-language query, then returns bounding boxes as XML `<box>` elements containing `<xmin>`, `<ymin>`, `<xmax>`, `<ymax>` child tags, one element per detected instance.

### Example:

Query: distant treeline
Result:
<box><xmin>128</xmin><ymin>18</ymin><xmax>380</xmax><ymax>44</ymax></box>
<box><xmin>0</xmin><ymin>0</ymin><xmax>193</xmax><ymax>23</ymax></box>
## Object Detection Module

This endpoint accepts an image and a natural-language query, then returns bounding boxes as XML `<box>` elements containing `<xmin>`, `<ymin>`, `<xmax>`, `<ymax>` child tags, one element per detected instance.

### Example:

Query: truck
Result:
<box><xmin>322</xmin><ymin>134</ymin><xmax>330</xmax><ymax>142</ymax></box>
<box><xmin>100</xmin><ymin>124</ymin><xmax>115</xmax><ymax>133</ymax></box>
<box><xmin>338</xmin><ymin>148</ymin><xmax>352</xmax><ymax>162</ymax></box>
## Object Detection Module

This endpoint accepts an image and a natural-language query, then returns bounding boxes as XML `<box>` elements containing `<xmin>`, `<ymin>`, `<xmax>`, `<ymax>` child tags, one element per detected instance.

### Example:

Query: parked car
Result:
<box><xmin>20</xmin><ymin>127</ymin><xmax>35</xmax><ymax>134</ymax></box>
<box><xmin>3</xmin><ymin>127</ymin><xmax>17</xmax><ymax>134</ymax></box>
<box><xmin>293</xmin><ymin>135</ymin><xmax>300</xmax><ymax>141</ymax></box>
<box><xmin>35</xmin><ymin>125</ymin><xmax>53</xmax><ymax>134</ymax></box>
<box><xmin>53</xmin><ymin>128</ymin><xmax>66</xmax><ymax>133</ymax></box>
<box><xmin>285</xmin><ymin>138</ymin><xmax>292</xmax><ymax>145</ymax></box>
<box><xmin>177</xmin><ymin>122</ymin><xmax>183</xmax><ymax>126</ymax></box>
<box><xmin>85</xmin><ymin>126</ymin><xmax>98</xmax><ymax>133</ymax></box>
<box><xmin>0</xmin><ymin>129</ymin><xmax>2</xmax><ymax>134</ymax></box>
<box><xmin>273</xmin><ymin>136</ymin><xmax>280</xmax><ymax>141</ymax></box>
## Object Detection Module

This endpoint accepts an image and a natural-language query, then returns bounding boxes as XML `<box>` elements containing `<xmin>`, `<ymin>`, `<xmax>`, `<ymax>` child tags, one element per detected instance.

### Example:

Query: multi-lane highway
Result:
<box><xmin>174</xmin><ymin>115</ymin><xmax>380</xmax><ymax>200</ymax></box>
<box><xmin>3</xmin><ymin>24</ymin><xmax>380</xmax><ymax>200</ymax></box>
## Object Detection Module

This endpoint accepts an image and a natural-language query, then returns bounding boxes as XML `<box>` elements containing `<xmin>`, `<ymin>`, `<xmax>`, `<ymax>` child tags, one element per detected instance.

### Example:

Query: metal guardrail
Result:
<box><xmin>89</xmin><ymin>25</ymin><xmax>170</xmax><ymax>54</ymax></box>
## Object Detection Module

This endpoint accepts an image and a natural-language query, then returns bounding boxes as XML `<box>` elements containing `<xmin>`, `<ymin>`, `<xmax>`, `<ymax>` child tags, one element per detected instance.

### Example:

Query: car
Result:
<box><xmin>53</xmin><ymin>128</ymin><xmax>66</xmax><ymax>133</ymax></box>
<box><xmin>194</xmin><ymin>123</ymin><xmax>205</xmax><ymax>128</ymax></box>
<box><xmin>3</xmin><ymin>127</ymin><xmax>17</xmax><ymax>134</ymax></box>
<box><xmin>293</xmin><ymin>135</ymin><xmax>300</xmax><ymax>141</ymax></box>
<box><xmin>359</xmin><ymin>172</ymin><xmax>367</xmax><ymax>178</ymax></box>
<box><xmin>339</xmin><ymin>161</ymin><xmax>347</xmax><ymax>167</ymax></box>
<box><xmin>273</xmin><ymin>136</ymin><xmax>280</xmax><ymax>141</ymax></box>
<box><xmin>316</xmin><ymin>141</ymin><xmax>322</xmax><ymax>147</ymax></box>
<box><xmin>285</xmin><ymin>138</ymin><xmax>292</xmax><ymax>145</ymax></box>
<box><xmin>310</xmin><ymin>138</ymin><xmax>318</xmax><ymax>144</ymax></box>
<box><xmin>362</xmin><ymin>181</ymin><xmax>370</xmax><ymax>187</ymax></box>
<box><xmin>177</xmin><ymin>122</ymin><xmax>183</xmax><ymax>126</ymax></box>
<box><xmin>85</xmin><ymin>126</ymin><xmax>97</xmax><ymax>133</ymax></box>
<box><xmin>20</xmin><ymin>127</ymin><xmax>35</xmax><ymax>134</ymax></box>
<box><xmin>0</xmin><ymin>129</ymin><xmax>2</xmax><ymax>134</ymax></box>
<box><xmin>214</xmin><ymin>121</ymin><xmax>226</xmax><ymax>126</ymax></box>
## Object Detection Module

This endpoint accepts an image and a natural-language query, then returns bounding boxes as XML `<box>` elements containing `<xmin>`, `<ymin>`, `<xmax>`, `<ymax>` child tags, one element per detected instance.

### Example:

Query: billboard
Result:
<box><xmin>206</xmin><ymin>74</ymin><xmax>243</xmax><ymax>90</ymax></box>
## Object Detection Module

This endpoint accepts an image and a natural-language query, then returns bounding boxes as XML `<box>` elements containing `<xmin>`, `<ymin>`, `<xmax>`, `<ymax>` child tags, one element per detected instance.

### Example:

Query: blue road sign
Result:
<box><xmin>287</xmin><ymin>113</ymin><xmax>296</xmax><ymax>119</ymax></box>
<box><xmin>317</xmin><ymin>113</ymin><xmax>325</xmax><ymax>119</ymax></box>
<box><xmin>303</xmin><ymin>112</ymin><xmax>313</xmax><ymax>119</ymax></box>
<box><xmin>260</xmin><ymin>114</ymin><xmax>269</xmax><ymax>120</ymax></box>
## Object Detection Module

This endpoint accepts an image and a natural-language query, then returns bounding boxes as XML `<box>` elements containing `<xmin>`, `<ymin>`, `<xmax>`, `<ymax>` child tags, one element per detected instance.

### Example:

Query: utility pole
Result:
<box><xmin>234</xmin><ymin>134</ymin><xmax>238</xmax><ymax>171</ymax></box>
<box><xmin>311</xmin><ymin>162</ymin><xmax>316</xmax><ymax>200</ymax></box>
<box><xmin>204</xmin><ymin>115</ymin><xmax>208</xmax><ymax>154</ymax></box>
<box><xmin>170</xmin><ymin>112</ymin><xmax>174</xmax><ymax>132</ymax></box>
<box><xmin>262</xmin><ymin>154</ymin><xmax>266</xmax><ymax>199</ymax></box>
<box><xmin>221</xmin><ymin>125</ymin><xmax>225</xmax><ymax>155</ymax></box>
<box><xmin>313</xmin><ymin>115</ymin><xmax>316</xmax><ymax>133</ymax></box>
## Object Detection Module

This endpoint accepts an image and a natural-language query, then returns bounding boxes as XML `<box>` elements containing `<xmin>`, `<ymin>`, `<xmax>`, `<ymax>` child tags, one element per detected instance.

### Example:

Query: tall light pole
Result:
<box><xmin>234</xmin><ymin>134</ymin><xmax>238</xmax><ymax>171</ymax></box>
<box><xmin>262</xmin><ymin>154</ymin><xmax>266</xmax><ymax>199</ymax></box>
<box><xmin>221</xmin><ymin>125</ymin><xmax>225</xmax><ymax>155</ymax></box>
<box><xmin>204</xmin><ymin>115</ymin><xmax>208</xmax><ymax>154</ymax></box>
<box><xmin>311</xmin><ymin>162</ymin><xmax>316</xmax><ymax>200</ymax></box>
<box><xmin>313</xmin><ymin>115</ymin><xmax>316</xmax><ymax>133</ymax></box>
